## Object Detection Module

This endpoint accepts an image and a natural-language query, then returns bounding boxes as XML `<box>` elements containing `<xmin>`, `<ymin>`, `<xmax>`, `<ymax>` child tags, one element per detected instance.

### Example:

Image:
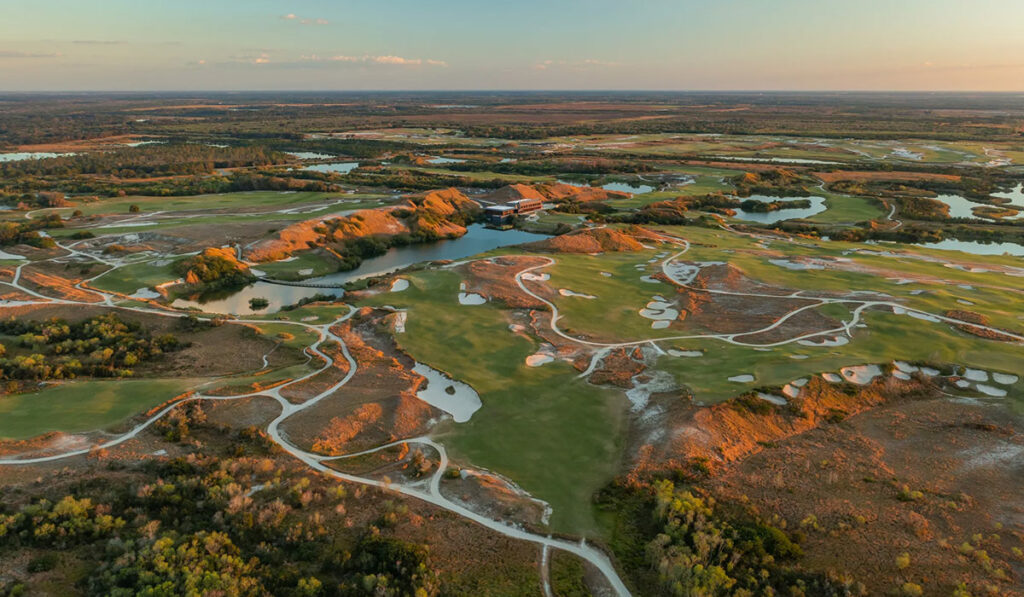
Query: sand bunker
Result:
<box><xmin>769</xmin><ymin>258</ymin><xmax>825</xmax><ymax>271</ymax></box>
<box><xmin>639</xmin><ymin>299</ymin><xmax>679</xmax><ymax>329</ymax></box>
<box><xmin>758</xmin><ymin>392</ymin><xmax>787</xmax><ymax>405</ymax></box>
<box><xmin>412</xmin><ymin>363</ymin><xmax>482</xmax><ymax>423</ymax></box>
<box><xmin>393</xmin><ymin>311</ymin><xmax>407</xmax><ymax>333</ymax></box>
<box><xmin>129</xmin><ymin>287</ymin><xmax>161</xmax><ymax>299</ymax></box>
<box><xmin>993</xmin><ymin>373</ymin><xmax>1018</xmax><ymax>385</ymax></box>
<box><xmin>390</xmin><ymin>278</ymin><xmax>409</xmax><ymax>292</ymax></box>
<box><xmin>521</xmin><ymin>272</ymin><xmax>550</xmax><ymax>281</ymax></box>
<box><xmin>459</xmin><ymin>293</ymin><xmax>486</xmax><ymax>305</ymax></box>
<box><xmin>728</xmin><ymin>374</ymin><xmax>755</xmax><ymax>383</ymax></box>
<box><xmin>976</xmin><ymin>384</ymin><xmax>1008</xmax><ymax>397</ymax></box>
<box><xmin>798</xmin><ymin>335</ymin><xmax>849</xmax><ymax>347</ymax></box>
<box><xmin>667</xmin><ymin>349</ymin><xmax>702</xmax><ymax>357</ymax></box>
<box><xmin>840</xmin><ymin>364</ymin><xmax>882</xmax><ymax>385</ymax></box>
<box><xmin>559</xmin><ymin>288</ymin><xmax>596</xmax><ymax>299</ymax></box>
<box><xmin>962</xmin><ymin>368</ymin><xmax>988</xmax><ymax>382</ymax></box>
<box><xmin>822</xmin><ymin>373</ymin><xmax>843</xmax><ymax>383</ymax></box>
<box><xmin>663</xmin><ymin>261</ymin><xmax>726</xmax><ymax>285</ymax></box>
<box><xmin>526</xmin><ymin>354</ymin><xmax>554</xmax><ymax>367</ymax></box>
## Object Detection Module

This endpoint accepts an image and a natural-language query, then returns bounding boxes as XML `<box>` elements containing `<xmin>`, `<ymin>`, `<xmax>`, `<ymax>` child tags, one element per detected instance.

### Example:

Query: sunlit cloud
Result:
<box><xmin>300</xmin><ymin>54</ymin><xmax>447</xmax><ymax>67</ymax></box>
<box><xmin>280</xmin><ymin>14</ymin><xmax>329</xmax><ymax>25</ymax></box>
<box><xmin>533</xmin><ymin>58</ymin><xmax>620</xmax><ymax>70</ymax></box>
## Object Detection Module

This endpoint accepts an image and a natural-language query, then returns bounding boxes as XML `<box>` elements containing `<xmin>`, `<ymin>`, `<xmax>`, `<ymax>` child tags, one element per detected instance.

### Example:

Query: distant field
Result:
<box><xmin>0</xmin><ymin>378</ymin><xmax>196</xmax><ymax>439</ymax></box>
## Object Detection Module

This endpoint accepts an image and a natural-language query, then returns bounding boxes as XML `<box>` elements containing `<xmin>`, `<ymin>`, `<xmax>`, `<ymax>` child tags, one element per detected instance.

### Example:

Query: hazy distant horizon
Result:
<box><xmin>4</xmin><ymin>0</ymin><xmax>1023</xmax><ymax>92</ymax></box>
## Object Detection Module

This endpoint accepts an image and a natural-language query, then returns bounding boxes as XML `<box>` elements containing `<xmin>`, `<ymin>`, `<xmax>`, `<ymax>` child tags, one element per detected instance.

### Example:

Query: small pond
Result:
<box><xmin>731</xmin><ymin>195</ymin><xmax>827</xmax><ymax>224</ymax></box>
<box><xmin>301</xmin><ymin>162</ymin><xmax>360</xmax><ymax>174</ymax></box>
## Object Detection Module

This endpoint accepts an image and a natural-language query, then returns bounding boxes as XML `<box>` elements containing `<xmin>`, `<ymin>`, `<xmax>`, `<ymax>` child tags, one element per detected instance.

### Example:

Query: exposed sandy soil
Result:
<box><xmin>16</xmin><ymin>264</ymin><xmax>105</xmax><ymax>303</ymax></box>
<box><xmin>589</xmin><ymin>347</ymin><xmax>648</xmax><ymax>388</ymax></box>
<box><xmin>632</xmin><ymin>376</ymin><xmax>924</xmax><ymax>472</ymax></box>
<box><xmin>815</xmin><ymin>170</ymin><xmax>962</xmax><ymax>183</ymax></box>
<box><xmin>440</xmin><ymin>469</ymin><xmax>551</xmax><ymax>529</ymax></box>
<box><xmin>279</xmin><ymin>309</ymin><xmax>442</xmax><ymax>455</ymax></box>
<box><xmin>247</xmin><ymin>187</ymin><xmax>479</xmax><ymax>262</ymax></box>
<box><xmin>707</xmin><ymin>395</ymin><xmax>1024</xmax><ymax>596</ymax></box>
<box><xmin>530</xmin><ymin>227</ymin><xmax>644</xmax><ymax>253</ymax></box>
<box><xmin>457</xmin><ymin>256</ymin><xmax>551</xmax><ymax>309</ymax></box>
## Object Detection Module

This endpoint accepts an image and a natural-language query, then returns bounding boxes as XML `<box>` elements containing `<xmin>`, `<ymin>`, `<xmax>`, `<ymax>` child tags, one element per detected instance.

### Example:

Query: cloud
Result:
<box><xmin>280</xmin><ymin>14</ymin><xmax>329</xmax><ymax>25</ymax></box>
<box><xmin>300</xmin><ymin>54</ymin><xmax>447</xmax><ymax>67</ymax></box>
<box><xmin>534</xmin><ymin>58</ymin><xmax>620</xmax><ymax>70</ymax></box>
<box><xmin>0</xmin><ymin>50</ymin><xmax>62</xmax><ymax>58</ymax></box>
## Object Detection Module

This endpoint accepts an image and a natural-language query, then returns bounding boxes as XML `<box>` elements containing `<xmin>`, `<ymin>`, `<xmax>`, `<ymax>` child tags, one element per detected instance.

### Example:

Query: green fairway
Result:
<box><xmin>90</xmin><ymin>257</ymin><xmax>182</xmax><ymax>294</ymax></box>
<box><xmin>362</xmin><ymin>270</ymin><xmax>628</xmax><ymax>536</ymax></box>
<box><xmin>807</xmin><ymin>192</ymin><xmax>886</xmax><ymax>224</ymax></box>
<box><xmin>0</xmin><ymin>378</ymin><xmax>197</xmax><ymax>439</ymax></box>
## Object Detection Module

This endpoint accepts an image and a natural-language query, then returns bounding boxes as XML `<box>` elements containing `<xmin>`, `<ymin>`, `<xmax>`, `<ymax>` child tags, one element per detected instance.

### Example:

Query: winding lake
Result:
<box><xmin>915</xmin><ymin>239</ymin><xmax>1024</xmax><ymax>257</ymax></box>
<box><xmin>173</xmin><ymin>224</ymin><xmax>548</xmax><ymax>315</ymax></box>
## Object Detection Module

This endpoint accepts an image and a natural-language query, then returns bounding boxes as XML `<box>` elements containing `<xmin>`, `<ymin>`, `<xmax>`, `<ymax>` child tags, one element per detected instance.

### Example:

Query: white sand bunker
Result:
<box><xmin>559</xmin><ymin>288</ymin><xmax>596</xmax><ymax>299</ymax></box>
<box><xmin>522</xmin><ymin>272</ymin><xmax>550</xmax><ymax>281</ymax></box>
<box><xmin>525</xmin><ymin>344</ymin><xmax>558</xmax><ymax>367</ymax></box>
<box><xmin>798</xmin><ymin>335</ymin><xmax>849</xmax><ymax>347</ymax></box>
<box><xmin>626</xmin><ymin>370</ymin><xmax>676</xmax><ymax>411</ymax></box>
<box><xmin>962</xmin><ymin>368</ymin><xmax>988</xmax><ymax>382</ymax></box>
<box><xmin>663</xmin><ymin>261</ymin><xmax>725</xmax><ymax>285</ymax></box>
<box><xmin>392</xmin><ymin>311</ymin><xmax>407</xmax><ymax>333</ymax></box>
<box><xmin>769</xmin><ymin>258</ymin><xmax>825</xmax><ymax>271</ymax></box>
<box><xmin>458</xmin><ymin>292</ymin><xmax>486</xmax><ymax>305</ymax></box>
<box><xmin>600</xmin><ymin>271</ymin><xmax>612</xmax><ymax>277</ymax></box>
<box><xmin>758</xmin><ymin>392</ymin><xmax>787</xmax><ymax>405</ymax></box>
<box><xmin>891</xmin><ymin>306</ymin><xmax>940</xmax><ymax>322</ymax></box>
<box><xmin>129</xmin><ymin>287</ymin><xmax>161</xmax><ymax>300</ymax></box>
<box><xmin>526</xmin><ymin>354</ymin><xmax>554</xmax><ymax>367</ymax></box>
<box><xmin>893</xmin><ymin>371</ymin><xmax>911</xmax><ymax>380</ymax></box>
<box><xmin>457</xmin><ymin>282</ymin><xmax>486</xmax><ymax>305</ymax></box>
<box><xmin>298</xmin><ymin>268</ymin><xmax>314</xmax><ymax>276</ymax></box>
<box><xmin>639</xmin><ymin>299</ymin><xmax>679</xmax><ymax>329</ymax></box>
<box><xmin>668</xmin><ymin>349</ymin><xmax>702</xmax><ymax>358</ymax></box>
<box><xmin>390</xmin><ymin>278</ymin><xmax>409</xmax><ymax>292</ymax></box>
<box><xmin>640</xmin><ymin>275</ymin><xmax>660</xmax><ymax>284</ymax></box>
<box><xmin>822</xmin><ymin>373</ymin><xmax>842</xmax><ymax>383</ymax></box>
<box><xmin>782</xmin><ymin>384</ymin><xmax>799</xmax><ymax>399</ymax></box>
<box><xmin>840</xmin><ymin>364</ymin><xmax>882</xmax><ymax>385</ymax></box>
<box><xmin>993</xmin><ymin>373</ymin><xmax>1019</xmax><ymax>385</ymax></box>
<box><xmin>728</xmin><ymin>374</ymin><xmax>755</xmax><ymax>383</ymax></box>
<box><xmin>790</xmin><ymin>354</ymin><xmax>809</xmax><ymax>360</ymax></box>
<box><xmin>412</xmin><ymin>363</ymin><xmax>482</xmax><ymax>423</ymax></box>
<box><xmin>976</xmin><ymin>384</ymin><xmax>1007</xmax><ymax>397</ymax></box>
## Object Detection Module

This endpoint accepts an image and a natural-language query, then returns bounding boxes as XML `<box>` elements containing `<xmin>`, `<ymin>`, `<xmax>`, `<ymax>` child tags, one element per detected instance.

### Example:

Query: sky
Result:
<box><xmin>2</xmin><ymin>0</ymin><xmax>1023</xmax><ymax>92</ymax></box>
